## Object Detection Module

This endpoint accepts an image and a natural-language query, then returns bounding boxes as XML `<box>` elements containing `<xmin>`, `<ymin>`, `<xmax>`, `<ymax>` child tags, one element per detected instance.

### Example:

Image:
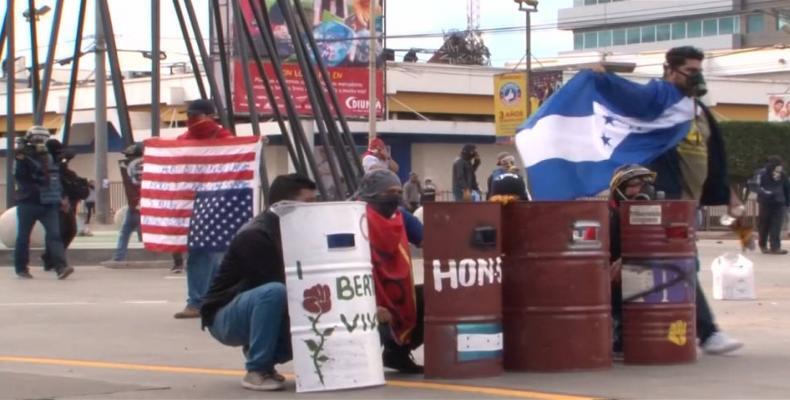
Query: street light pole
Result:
<box><xmin>516</xmin><ymin>0</ymin><xmax>538</xmax><ymax>117</ymax></box>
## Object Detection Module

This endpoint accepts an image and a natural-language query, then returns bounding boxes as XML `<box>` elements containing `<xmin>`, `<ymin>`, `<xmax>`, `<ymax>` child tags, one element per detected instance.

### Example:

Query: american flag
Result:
<box><xmin>140</xmin><ymin>136</ymin><xmax>262</xmax><ymax>253</ymax></box>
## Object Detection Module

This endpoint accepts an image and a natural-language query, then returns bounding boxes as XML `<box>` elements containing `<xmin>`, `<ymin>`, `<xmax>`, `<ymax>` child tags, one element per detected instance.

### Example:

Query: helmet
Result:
<box><xmin>122</xmin><ymin>143</ymin><xmax>144</xmax><ymax>158</ymax></box>
<box><xmin>609</xmin><ymin>164</ymin><xmax>657</xmax><ymax>201</ymax></box>
<box><xmin>25</xmin><ymin>125</ymin><xmax>51</xmax><ymax>144</ymax></box>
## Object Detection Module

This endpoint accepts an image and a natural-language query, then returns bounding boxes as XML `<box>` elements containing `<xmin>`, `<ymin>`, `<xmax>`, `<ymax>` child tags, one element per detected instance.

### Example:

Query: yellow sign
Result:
<box><xmin>667</xmin><ymin>320</ymin><xmax>688</xmax><ymax>346</ymax></box>
<box><xmin>493</xmin><ymin>73</ymin><xmax>539</xmax><ymax>137</ymax></box>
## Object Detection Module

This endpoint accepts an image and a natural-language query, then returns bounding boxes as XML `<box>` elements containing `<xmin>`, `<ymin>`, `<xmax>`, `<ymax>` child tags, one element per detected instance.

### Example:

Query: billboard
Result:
<box><xmin>232</xmin><ymin>0</ymin><xmax>385</xmax><ymax>119</ymax></box>
<box><xmin>768</xmin><ymin>95</ymin><xmax>790</xmax><ymax>122</ymax></box>
<box><xmin>494</xmin><ymin>71</ymin><xmax>563</xmax><ymax>137</ymax></box>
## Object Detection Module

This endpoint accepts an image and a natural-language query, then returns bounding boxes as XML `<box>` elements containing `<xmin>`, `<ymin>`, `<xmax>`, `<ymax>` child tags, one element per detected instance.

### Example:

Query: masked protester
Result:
<box><xmin>486</xmin><ymin>152</ymin><xmax>518</xmax><ymax>200</ymax></box>
<box><xmin>642</xmin><ymin>46</ymin><xmax>743</xmax><ymax>355</ymax></box>
<box><xmin>362</xmin><ymin>137</ymin><xmax>399</xmax><ymax>173</ymax></box>
<box><xmin>355</xmin><ymin>169</ymin><xmax>424</xmax><ymax>374</ymax></box>
<box><xmin>201</xmin><ymin>174</ymin><xmax>317</xmax><ymax>391</ymax></box>
<box><xmin>756</xmin><ymin>156</ymin><xmax>790</xmax><ymax>255</ymax></box>
<box><xmin>607</xmin><ymin>164</ymin><xmax>658</xmax><ymax>357</ymax></box>
<box><xmin>175</xmin><ymin>99</ymin><xmax>235</xmax><ymax>319</ymax></box>
<box><xmin>488</xmin><ymin>172</ymin><xmax>528</xmax><ymax>205</ymax></box>
<box><xmin>12</xmin><ymin>126</ymin><xmax>73</xmax><ymax>279</ymax></box>
<box><xmin>452</xmin><ymin>144</ymin><xmax>481</xmax><ymax>201</ymax></box>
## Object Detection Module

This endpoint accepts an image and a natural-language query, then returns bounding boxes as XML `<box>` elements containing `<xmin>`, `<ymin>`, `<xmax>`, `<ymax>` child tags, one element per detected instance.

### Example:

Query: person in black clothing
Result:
<box><xmin>756</xmin><ymin>156</ymin><xmax>790</xmax><ymax>254</ymax></box>
<box><xmin>452</xmin><ymin>144</ymin><xmax>481</xmax><ymax>201</ymax></box>
<box><xmin>200</xmin><ymin>174</ymin><xmax>317</xmax><ymax>392</ymax></box>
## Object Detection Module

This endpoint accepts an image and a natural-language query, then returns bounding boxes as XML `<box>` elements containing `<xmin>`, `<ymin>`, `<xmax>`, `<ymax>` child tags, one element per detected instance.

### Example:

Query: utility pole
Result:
<box><xmin>517</xmin><ymin>0</ymin><xmax>538</xmax><ymax>117</ymax></box>
<box><xmin>94</xmin><ymin>0</ymin><xmax>109</xmax><ymax>224</ymax></box>
<box><xmin>5</xmin><ymin>0</ymin><xmax>16</xmax><ymax>210</ymax></box>
<box><xmin>151</xmin><ymin>0</ymin><xmax>160</xmax><ymax>137</ymax></box>
<box><xmin>367</xmin><ymin>2</ymin><xmax>377</xmax><ymax>140</ymax></box>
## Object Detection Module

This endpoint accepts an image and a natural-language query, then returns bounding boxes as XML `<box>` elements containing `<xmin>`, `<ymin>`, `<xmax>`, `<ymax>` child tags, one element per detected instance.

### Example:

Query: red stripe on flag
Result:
<box><xmin>141</xmin><ymin>208</ymin><xmax>193</xmax><ymax>218</ymax></box>
<box><xmin>143</xmin><ymin>170</ymin><xmax>254</xmax><ymax>183</ymax></box>
<box><xmin>144</xmin><ymin>152</ymin><xmax>256</xmax><ymax>165</ymax></box>
<box><xmin>140</xmin><ymin>189</ymin><xmax>196</xmax><ymax>200</ymax></box>
<box><xmin>145</xmin><ymin>243</ymin><xmax>188</xmax><ymax>253</ymax></box>
<box><xmin>144</xmin><ymin>136</ymin><xmax>259</xmax><ymax>148</ymax></box>
<box><xmin>141</xmin><ymin>225</ymin><xmax>190</xmax><ymax>235</ymax></box>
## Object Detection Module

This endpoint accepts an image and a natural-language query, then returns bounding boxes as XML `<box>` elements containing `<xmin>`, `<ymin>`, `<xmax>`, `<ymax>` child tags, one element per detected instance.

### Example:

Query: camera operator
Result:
<box><xmin>13</xmin><ymin>126</ymin><xmax>73</xmax><ymax>280</ymax></box>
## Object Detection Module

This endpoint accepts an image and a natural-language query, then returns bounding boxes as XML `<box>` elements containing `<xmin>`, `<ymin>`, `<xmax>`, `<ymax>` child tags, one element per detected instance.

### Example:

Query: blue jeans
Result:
<box><xmin>208</xmin><ymin>282</ymin><xmax>292</xmax><ymax>372</ymax></box>
<box><xmin>112</xmin><ymin>208</ymin><xmax>141</xmax><ymax>261</ymax></box>
<box><xmin>186</xmin><ymin>249</ymin><xmax>225</xmax><ymax>307</ymax></box>
<box><xmin>15</xmin><ymin>203</ymin><xmax>67</xmax><ymax>274</ymax></box>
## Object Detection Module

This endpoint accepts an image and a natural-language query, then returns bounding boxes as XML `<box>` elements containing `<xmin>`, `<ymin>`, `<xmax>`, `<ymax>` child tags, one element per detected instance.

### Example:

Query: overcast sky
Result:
<box><xmin>1</xmin><ymin>0</ymin><xmax>573</xmax><ymax>72</ymax></box>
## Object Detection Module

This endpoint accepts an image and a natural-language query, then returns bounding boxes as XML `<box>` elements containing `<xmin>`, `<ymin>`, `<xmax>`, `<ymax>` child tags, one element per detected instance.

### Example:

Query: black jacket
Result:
<box><xmin>452</xmin><ymin>157</ymin><xmax>479</xmax><ymax>193</ymax></box>
<box><xmin>14</xmin><ymin>149</ymin><xmax>62</xmax><ymax>205</ymax></box>
<box><xmin>649</xmin><ymin>102</ymin><xmax>730</xmax><ymax>206</ymax></box>
<box><xmin>758</xmin><ymin>166</ymin><xmax>790</xmax><ymax>207</ymax></box>
<box><xmin>200</xmin><ymin>210</ymin><xmax>286</xmax><ymax>328</ymax></box>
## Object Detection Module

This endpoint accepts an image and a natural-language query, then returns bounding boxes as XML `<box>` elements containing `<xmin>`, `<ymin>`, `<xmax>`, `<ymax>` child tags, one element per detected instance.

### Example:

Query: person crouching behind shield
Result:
<box><xmin>354</xmin><ymin>169</ymin><xmax>424</xmax><ymax>374</ymax></box>
<box><xmin>608</xmin><ymin>164</ymin><xmax>658</xmax><ymax>357</ymax></box>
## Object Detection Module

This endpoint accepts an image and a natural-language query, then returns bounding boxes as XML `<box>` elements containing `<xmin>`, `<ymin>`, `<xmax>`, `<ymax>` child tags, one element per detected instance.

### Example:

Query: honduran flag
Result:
<box><xmin>141</xmin><ymin>136</ymin><xmax>262</xmax><ymax>253</ymax></box>
<box><xmin>515</xmin><ymin>70</ymin><xmax>695</xmax><ymax>200</ymax></box>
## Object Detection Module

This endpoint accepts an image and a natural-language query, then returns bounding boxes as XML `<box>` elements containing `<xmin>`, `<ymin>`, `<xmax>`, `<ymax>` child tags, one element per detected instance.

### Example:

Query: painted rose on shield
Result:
<box><xmin>303</xmin><ymin>284</ymin><xmax>332</xmax><ymax>314</ymax></box>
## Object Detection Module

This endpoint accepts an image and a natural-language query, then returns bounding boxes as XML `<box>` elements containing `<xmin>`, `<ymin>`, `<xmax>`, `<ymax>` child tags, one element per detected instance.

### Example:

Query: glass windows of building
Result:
<box><xmin>612</xmin><ymin>28</ymin><xmax>626</xmax><ymax>45</ymax></box>
<box><xmin>584</xmin><ymin>31</ymin><xmax>598</xmax><ymax>49</ymax></box>
<box><xmin>702</xmin><ymin>19</ymin><xmax>718</xmax><ymax>36</ymax></box>
<box><xmin>578</xmin><ymin>0</ymin><xmax>625</xmax><ymax>5</ymax></box>
<box><xmin>687</xmin><ymin>20</ymin><xmax>702</xmax><ymax>38</ymax></box>
<box><xmin>641</xmin><ymin>25</ymin><xmax>656</xmax><ymax>43</ymax></box>
<box><xmin>747</xmin><ymin>14</ymin><xmax>764</xmax><ymax>33</ymax></box>
<box><xmin>574</xmin><ymin>32</ymin><xmax>584</xmax><ymax>50</ymax></box>
<box><xmin>598</xmin><ymin>30</ymin><xmax>612</xmax><ymax>47</ymax></box>
<box><xmin>718</xmin><ymin>16</ymin><xmax>735</xmax><ymax>34</ymax></box>
<box><xmin>657</xmin><ymin>24</ymin><xmax>671</xmax><ymax>41</ymax></box>
<box><xmin>671</xmin><ymin>22</ymin><xmax>686</xmax><ymax>40</ymax></box>
<box><xmin>626</xmin><ymin>27</ymin><xmax>641</xmax><ymax>44</ymax></box>
<box><xmin>776</xmin><ymin>15</ymin><xmax>788</xmax><ymax>31</ymax></box>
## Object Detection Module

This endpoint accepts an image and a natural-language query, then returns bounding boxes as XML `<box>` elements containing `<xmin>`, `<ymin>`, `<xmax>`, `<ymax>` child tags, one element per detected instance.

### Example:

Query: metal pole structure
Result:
<box><xmin>367</xmin><ymin>0</ymin><xmax>377</xmax><ymax>141</ymax></box>
<box><xmin>182</xmin><ymin>0</ymin><xmax>230</xmax><ymax>129</ymax></box>
<box><xmin>277</xmin><ymin>0</ymin><xmax>343</xmax><ymax>199</ymax></box>
<box><xmin>94</xmin><ymin>0</ymin><xmax>110</xmax><ymax>224</ymax></box>
<box><xmin>61</xmin><ymin>0</ymin><xmax>86</xmax><ymax>147</ymax></box>
<box><xmin>525</xmin><ymin>9</ymin><xmax>531</xmax><ymax>117</ymax></box>
<box><xmin>233</xmin><ymin>0</ymin><xmax>301</xmax><ymax>175</ymax></box>
<box><xmin>34</xmin><ymin>0</ymin><xmax>64</xmax><ymax>125</ymax></box>
<box><xmin>5</xmin><ymin>0</ymin><xmax>16</xmax><ymax>210</ymax></box>
<box><xmin>232</xmin><ymin>5</ymin><xmax>270</xmax><ymax>202</ymax></box>
<box><xmin>172</xmin><ymin>0</ymin><xmax>207</xmax><ymax>99</ymax></box>
<box><xmin>250</xmin><ymin>0</ymin><xmax>327</xmax><ymax>198</ymax></box>
<box><xmin>98</xmin><ymin>0</ymin><xmax>134</xmax><ymax>147</ymax></box>
<box><xmin>210</xmin><ymin>0</ymin><xmax>236</xmax><ymax>134</ymax></box>
<box><xmin>293</xmin><ymin>0</ymin><xmax>363</xmax><ymax>180</ymax></box>
<box><xmin>151</xmin><ymin>0</ymin><xmax>161</xmax><ymax>137</ymax></box>
<box><xmin>288</xmin><ymin>2</ymin><xmax>356</xmax><ymax>194</ymax></box>
<box><xmin>27</xmin><ymin>0</ymin><xmax>41</xmax><ymax>112</ymax></box>
<box><xmin>0</xmin><ymin>10</ymin><xmax>7</xmax><ymax>67</ymax></box>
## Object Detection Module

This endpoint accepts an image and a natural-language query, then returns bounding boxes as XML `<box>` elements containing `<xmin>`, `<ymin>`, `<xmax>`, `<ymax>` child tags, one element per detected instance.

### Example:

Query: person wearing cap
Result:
<box><xmin>108</xmin><ymin>143</ymin><xmax>145</xmax><ymax>264</ymax></box>
<box><xmin>362</xmin><ymin>137</ymin><xmax>399</xmax><ymax>173</ymax></box>
<box><xmin>452</xmin><ymin>144</ymin><xmax>481</xmax><ymax>201</ymax></box>
<box><xmin>402</xmin><ymin>172</ymin><xmax>422</xmax><ymax>212</ymax></box>
<box><xmin>487</xmin><ymin>172</ymin><xmax>528</xmax><ymax>204</ymax></box>
<box><xmin>175</xmin><ymin>99</ymin><xmax>235</xmax><ymax>319</ymax></box>
<box><xmin>12</xmin><ymin>126</ymin><xmax>73</xmax><ymax>279</ymax></box>
<box><xmin>486</xmin><ymin>152</ymin><xmax>518</xmax><ymax>200</ymax></box>
<box><xmin>421</xmin><ymin>178</ymin><xmax>437</xmax><ymax>203</ymax></box>
<box><xmin>355</xmin><ymin>169</ymin><xmax>424</xmax><ymax>373</ymax></box>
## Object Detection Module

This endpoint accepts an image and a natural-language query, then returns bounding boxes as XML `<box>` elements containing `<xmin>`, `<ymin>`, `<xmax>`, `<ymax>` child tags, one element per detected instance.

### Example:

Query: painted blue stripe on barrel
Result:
<box><xmin>327</xmin><ymin>233</ymin><xmax>355</xmax><ymax>249</ymax></box>
<box><xmin>457</xmin><ymin>322</ymin><xmax>502</xmax><ymax>335</ymax></box>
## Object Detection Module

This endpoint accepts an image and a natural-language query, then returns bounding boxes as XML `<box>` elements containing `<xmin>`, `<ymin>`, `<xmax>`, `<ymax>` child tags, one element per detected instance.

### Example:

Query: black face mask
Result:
<box><xmin>370</xmin><ymin>194</ymin><xmax>401</xmax><ymax>218</ymax></box>
<box><xmin>675</xmin><ymin>69</ymin><xmax>707</xmax><ymax>97</ymax></box>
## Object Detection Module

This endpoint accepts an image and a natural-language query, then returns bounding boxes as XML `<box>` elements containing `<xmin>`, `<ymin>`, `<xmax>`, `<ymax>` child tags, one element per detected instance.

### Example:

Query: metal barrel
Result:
<box><xmin>620</xmin><ymin>200</ymin><xmax>697</xmax><ymax>365</ymax></box>
<box><xmin>277</xmin><ymin>202</ymin><xmax>385</xmax><ymax>392</ymax></box>
<box><xmin>502</xmin><ymin>201</ymin><xmax>612</xmax><ymax>371</ymax></box>
<box><xmin>423</xmin><ymin>202</ymin><xmax>504</xmax><ymax>379</ymax></box>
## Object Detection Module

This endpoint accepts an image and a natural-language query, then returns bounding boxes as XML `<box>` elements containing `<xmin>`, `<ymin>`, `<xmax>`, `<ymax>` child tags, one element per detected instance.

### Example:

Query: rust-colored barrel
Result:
<box><xmin>423</xmin><ymin>202</ymin><xmax>503</xmax><ymax>379</ymax></box>
<box><xmin>502</xmin><ymin>201</ymin><xmax>612</xmax><ymax>371</ymax></box>
<box><xmin>620</xmin><ymin>200</ymin><xmax>697</xmax><ymax>365</ymax></box>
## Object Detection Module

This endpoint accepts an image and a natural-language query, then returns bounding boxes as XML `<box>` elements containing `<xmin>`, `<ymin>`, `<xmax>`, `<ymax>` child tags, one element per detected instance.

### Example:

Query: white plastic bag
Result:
<box><xmin>711</xmin><ymin>253</ymin><xmax>756</xmax><ymax>300</ymax></box>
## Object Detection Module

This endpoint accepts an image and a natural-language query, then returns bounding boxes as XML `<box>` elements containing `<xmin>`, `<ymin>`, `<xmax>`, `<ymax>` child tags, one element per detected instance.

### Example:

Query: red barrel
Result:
<box><xmin>502</xmin><ymin>201</ymin><xmax>612</xmax><ymax>371</ymax></box>
<box><xmin>423</xmin><ymin>202</ymin><xmax>503</xmax><ymax>379</ymax></box>
<box><xmin>620</xmin><ymin>200</ymin><xmax>697</xmax><ymax>365</ymax></box>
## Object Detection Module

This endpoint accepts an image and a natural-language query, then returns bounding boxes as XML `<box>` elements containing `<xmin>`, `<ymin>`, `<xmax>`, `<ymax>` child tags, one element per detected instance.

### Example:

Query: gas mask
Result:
<box><xmin>675</xmin><ymin>69</ymin><xmax>708</xmax><ymax>97</ymax></box>
<box><xmin>369</xmin><ymin>194</ymin><xmax>401</xmax><ymax>218</ymax></box>
<box><xmin>614</xmin><ymin>179</ymin><xmax>657</xmax><ymax>202</ymax></box>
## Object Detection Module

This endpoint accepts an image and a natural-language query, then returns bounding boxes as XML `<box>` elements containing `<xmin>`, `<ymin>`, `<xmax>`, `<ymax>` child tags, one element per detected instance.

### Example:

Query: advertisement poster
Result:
<box><xmin>493</xmin><ymin>71</ymin><xmax>563</xmax><ymax>137</ymax></box>
<box><xmin>233</xmin><ymin>0</ymin><xmax>385</xmax><ymax>119</ymax></box>
<box><xmin>768</xmin><ymin>95</ymin><xmax>790</xmax><ymax>122</ymax></box>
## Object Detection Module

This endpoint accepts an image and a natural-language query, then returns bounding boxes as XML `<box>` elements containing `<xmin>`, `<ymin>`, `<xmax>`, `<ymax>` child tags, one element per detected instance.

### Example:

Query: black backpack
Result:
<box><xmin>61</xmin><ymin>166</ymin><xmax>90</xmax><ymax>201</ymax></box>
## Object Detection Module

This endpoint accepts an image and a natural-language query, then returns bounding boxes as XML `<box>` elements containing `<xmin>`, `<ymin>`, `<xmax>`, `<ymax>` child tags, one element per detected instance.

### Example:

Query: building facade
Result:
<box><xmin>560</xmin><ymin>0</ymin><xmax>790</xmax><ymax>53</ymax></box>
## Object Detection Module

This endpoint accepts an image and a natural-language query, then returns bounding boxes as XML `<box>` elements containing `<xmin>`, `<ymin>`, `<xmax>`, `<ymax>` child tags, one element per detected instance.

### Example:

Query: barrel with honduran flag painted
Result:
<box><xmin>423</xmin><ymin>202</ymin><xmax>503</xmax><ymax>379</ymax></box>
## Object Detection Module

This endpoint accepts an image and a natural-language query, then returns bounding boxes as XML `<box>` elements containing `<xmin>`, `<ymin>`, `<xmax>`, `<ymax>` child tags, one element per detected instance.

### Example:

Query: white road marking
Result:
<box><xmin>164</xmin><ymin>276</ymin><xmax>186</xmax><ymax>280</ymax></box>
<box><xmin>0</xmin><ymin>302</ymin><xmax>94</xmax><ymax>306</ymax></box>
<box><xmin>122</xmin><ymin>300</ymin><xmax>169</xmax><ymax>305</ymax></box>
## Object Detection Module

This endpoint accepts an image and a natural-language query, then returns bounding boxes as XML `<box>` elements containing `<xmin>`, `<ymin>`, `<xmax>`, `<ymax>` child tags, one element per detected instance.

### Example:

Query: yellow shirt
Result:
<box><xmin>676</xmin><ymin>105</ymin><xmax>710</xmax><ymax>201</ymax></box>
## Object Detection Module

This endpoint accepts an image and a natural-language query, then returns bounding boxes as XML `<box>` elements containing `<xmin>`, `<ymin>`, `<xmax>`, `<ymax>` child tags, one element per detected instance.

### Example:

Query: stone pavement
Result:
<box><xmin>1</xmin><ymin>240</ymin><xmax>789</xmax><ymax>399</ymax></box>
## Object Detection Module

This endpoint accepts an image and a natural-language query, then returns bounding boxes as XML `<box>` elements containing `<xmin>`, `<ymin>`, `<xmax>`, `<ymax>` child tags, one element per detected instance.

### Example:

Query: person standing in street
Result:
<box><xmin>362</xmin><ymin>137</ymin><xmax>399</xmax><ymax>173</ymax></box>
<box><xmin>13</xmin><ymin>126</ymin><xmax>73</xmax><ymax>280</ymax></box>
<box><xmin>175</xmin><ymin>99</ymin><xmax>235</xmax><ymax>319</ymax></box>
<box><xmin>84</xmin><ymin>180</ymin><xmax>96</xmax><ymax>227</ymax></box>
<box><xmin>486</xmin><ymin>152</ymin><xmax>518</xmax><ymax>200</ymax></box>
<box><xmin>756</xmin><ymin>156</ymin><xmax>789</xmax><ymax>254</ymax></box>
<box><xmin>452</xmin><ymin>144</ymin><xmax>481</xmax><ymax>201</ymax></box>
<box><xmin>403</xmin><ymin>172</ymin><xmax>422</xmax><ymax>212</ymax></box>
<box><xmin>421</xmin><ymin>178</ymin><xmax>437</xmax><ymax>203</ymax></box>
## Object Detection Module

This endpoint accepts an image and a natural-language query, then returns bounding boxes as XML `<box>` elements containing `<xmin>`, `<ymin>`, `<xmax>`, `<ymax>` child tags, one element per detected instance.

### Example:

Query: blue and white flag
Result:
<box><xmin>515</xmin><ymin>70</ymin><xmax>695</xmax><ymax>200</ymax></box>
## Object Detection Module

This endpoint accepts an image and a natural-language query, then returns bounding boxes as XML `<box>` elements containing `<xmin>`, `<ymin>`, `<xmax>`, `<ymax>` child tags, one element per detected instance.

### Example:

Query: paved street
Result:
<box><xmin>1</xmin><ymin>239</ymin><xmax>789</xmax><ymax>399</ymax></box>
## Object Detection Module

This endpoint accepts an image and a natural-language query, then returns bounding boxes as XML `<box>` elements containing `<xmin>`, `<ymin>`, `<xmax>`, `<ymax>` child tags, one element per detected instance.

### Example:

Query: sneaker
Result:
<box><xmin>170</xmin><ymin>264</ymin><xmax>184</xmax><ymax>274</ymax></box>
<box><xmin>760</xmin><ymin>247</ymin><xmax>769</xmax><ymax>254</ymax></box>
<box><xmin>16</xmin><ymin>271</ymin><xmax>34</xmax><ymax>279</ymax></box>
<box><xmin>57</xmin><ymin>266</ymin><xmax>75</xmax><ymax>280</ymax></box>
<box><xmin>769</xmin><ymin>249</ymin><xmax>788</xmax><ymax>255</ymax></box>
<box><xmin>383</xmin><ymin>349</ymin><xmax>424</xmax><ymax>374</ymax></box>
<box><xmin>701</xmin><ymin>332</ymin><xmax>743</xmax><ymax>355</ymax></box>
<box><xmin>173</xmin><ymin>305</ymin><xmax>200</xmax><ymax>319</ymax></box>
<box><xmin>241</xmin><ymin>371</ymin><xmax>285</xmax><ymax>391</ymax></box>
